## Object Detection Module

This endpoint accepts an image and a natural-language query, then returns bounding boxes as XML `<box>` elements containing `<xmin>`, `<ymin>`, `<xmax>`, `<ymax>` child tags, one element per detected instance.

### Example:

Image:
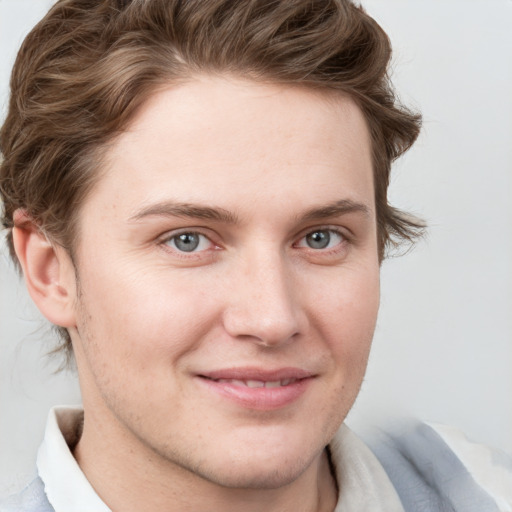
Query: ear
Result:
<box><xmin>12</xmin><ymin>210</ymin><xmax>77</xmax><ymax>328</ymax></box>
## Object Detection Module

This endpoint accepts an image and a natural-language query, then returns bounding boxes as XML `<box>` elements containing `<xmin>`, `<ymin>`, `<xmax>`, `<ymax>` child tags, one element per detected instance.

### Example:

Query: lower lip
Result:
<box><xmin>197</xmin><ymin>377</ymin><xmax>312</xmax><ymax>411</ymax></box>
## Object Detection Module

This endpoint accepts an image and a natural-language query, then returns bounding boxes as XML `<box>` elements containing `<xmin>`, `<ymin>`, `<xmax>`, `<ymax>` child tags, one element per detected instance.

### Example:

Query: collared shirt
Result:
<box><xmin>17</xmin><ymin>406</ymin><xmax>405</xmax><ymax>512</ymax></box>
<box><xmin>37</xmin><ymin>406</ymin><xmax>110</xmax><ymax>512</ymax></box>
<box><xmin>6</xmin><ymin>406</ymin><xmax>510</xmax><ymax>511</ymax></box>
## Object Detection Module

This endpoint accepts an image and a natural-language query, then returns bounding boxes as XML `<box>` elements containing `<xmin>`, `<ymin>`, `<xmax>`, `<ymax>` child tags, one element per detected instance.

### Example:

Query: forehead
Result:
<box><xmin>85</xmin><ymin>77</ymin><xmax>374</xmax><ymax>222</ymax></box>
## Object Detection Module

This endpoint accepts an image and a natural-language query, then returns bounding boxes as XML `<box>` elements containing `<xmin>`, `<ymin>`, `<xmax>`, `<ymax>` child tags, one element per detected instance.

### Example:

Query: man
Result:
<box><xmin>1</xmin><ymin>1</ymin><xmax>508</xmax><ymax>511</ymax></box>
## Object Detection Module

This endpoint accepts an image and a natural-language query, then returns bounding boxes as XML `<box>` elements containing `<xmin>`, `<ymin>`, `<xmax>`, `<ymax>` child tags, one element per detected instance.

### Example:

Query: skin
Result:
<box><xmin>14</xmin><ymin>76</ymin><xmax>380</xmax><ymax>512</ymax></box>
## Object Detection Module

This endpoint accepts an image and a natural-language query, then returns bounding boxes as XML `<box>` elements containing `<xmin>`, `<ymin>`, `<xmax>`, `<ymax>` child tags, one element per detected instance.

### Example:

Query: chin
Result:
<box><xmin>194</xmin><ymin>455</ymin><xmax>314</xmax><ymax>490</ymax></box>
<box><xmin>176</xmin><ymin>431</ymin><xmax>325</xmax><ymax>491</ymax></box>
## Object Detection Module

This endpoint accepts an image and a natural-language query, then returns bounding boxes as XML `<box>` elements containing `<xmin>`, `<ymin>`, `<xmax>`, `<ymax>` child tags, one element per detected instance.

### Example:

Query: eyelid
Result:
<box><xmin>155</xmin><ymin>224</ymin><xmax>351</xmax><ymax>258</ymax></box>
<box><xmin>158</xmin><ymin>228</ymin><xmax>220</xmax><ymax>253</ymax></box>
<box><xmin>291</xmin><ymin>227</ymin><xmax>354</xmax><ymax>265</ymax></box>
<box><xmin>294</xmin><ymin>225</ymin><xmax>351</xmax><ymax>245</ymax></box>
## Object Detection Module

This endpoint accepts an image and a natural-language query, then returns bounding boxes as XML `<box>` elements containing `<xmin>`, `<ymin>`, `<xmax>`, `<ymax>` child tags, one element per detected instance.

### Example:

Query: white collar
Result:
<box><xmin>37</xmin><ymin>406</ymin><xmax>111</xmax><ymax>512</ymax></box>
<box><xmin>37</xmin><ymin>406</ymin><xmax>402</xmax><ymax>512</ymax></box>
<box><xmin>330</xmin><ymin>424</ymin><xmax>404</xmax><ymax>511</ymax></box>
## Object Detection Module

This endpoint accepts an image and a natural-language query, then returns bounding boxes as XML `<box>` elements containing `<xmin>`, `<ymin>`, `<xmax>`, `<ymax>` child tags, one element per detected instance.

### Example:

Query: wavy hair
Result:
<box><xmin>0</xmin><ymin>0</ymin><xmax>423</xmax><ymax>358</ymax></box>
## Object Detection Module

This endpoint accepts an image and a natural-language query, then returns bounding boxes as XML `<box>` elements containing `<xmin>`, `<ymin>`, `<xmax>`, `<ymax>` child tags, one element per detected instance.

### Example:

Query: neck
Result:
<box><xmin>73</xmin><ymin>409</ymin><xmax>338</xmax><ymax>512</ymax></box>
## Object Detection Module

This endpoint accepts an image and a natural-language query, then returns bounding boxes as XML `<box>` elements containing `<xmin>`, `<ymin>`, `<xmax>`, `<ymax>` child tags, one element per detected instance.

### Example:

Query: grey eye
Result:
<box><xmin>172</xmin><ymin>233</ymin><xmax>201</xmax><ymax>252</ymax></box>
<box><xmin>305</xmin><ymin>230</ymin><xmax>331</xmax><ymax>249</ymax></box>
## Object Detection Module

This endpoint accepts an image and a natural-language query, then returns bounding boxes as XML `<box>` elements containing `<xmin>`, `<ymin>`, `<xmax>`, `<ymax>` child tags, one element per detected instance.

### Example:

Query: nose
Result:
<box><xmin>222</xmin><ymin>252</ymin><xmax>303</xmax><ymax>347</ymax></box>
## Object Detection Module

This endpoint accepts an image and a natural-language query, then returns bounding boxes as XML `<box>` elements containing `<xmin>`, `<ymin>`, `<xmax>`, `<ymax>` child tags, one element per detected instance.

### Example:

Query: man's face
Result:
<box><xmin>69</xmin><ymin>77</ymin><xmax>380</xmax><ymax>488</ymax></box>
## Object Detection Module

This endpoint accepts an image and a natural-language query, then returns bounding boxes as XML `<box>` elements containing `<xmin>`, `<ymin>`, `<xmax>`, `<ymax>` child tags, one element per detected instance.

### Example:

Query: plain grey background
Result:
<box><xmin>1</xmin><ymin>0</ymin><xmax>511</xmax><ymax>498</ymax></box>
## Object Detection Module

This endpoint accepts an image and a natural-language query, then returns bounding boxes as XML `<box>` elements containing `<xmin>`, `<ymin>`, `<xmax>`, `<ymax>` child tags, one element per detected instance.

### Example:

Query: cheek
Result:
<box><xmin>314</xmin><ymin>265</ymin><xmax>380</xmax><ymax>370</ymax></box>
<box><xmin>74</xmin><ymin>262</ymin><xmax>220</xmax><ymax>369</ymax></box>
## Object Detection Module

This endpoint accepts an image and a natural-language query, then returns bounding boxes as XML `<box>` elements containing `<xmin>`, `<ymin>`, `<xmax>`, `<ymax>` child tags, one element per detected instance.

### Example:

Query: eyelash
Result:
<box><xmin>158</xmin><ymin>226</ymin><xmax>350</xmax><ymax>257</ymax></box>
<box><xmin>294</xmin><ymin>228</ymin><xmax>347</xmax><ymax>252</ymax></box>
<box><xmin>159</xmin><ymin>230</ymin><xmax>219</xmax><ymax>259</ymax></box>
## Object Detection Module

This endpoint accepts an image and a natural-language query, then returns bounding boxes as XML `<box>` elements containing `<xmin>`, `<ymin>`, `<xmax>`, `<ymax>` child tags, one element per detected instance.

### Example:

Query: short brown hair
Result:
<box><xmin>0</xmin><ymin>0</ymin><xmax>423</xmax><ymax>357</ymax></box>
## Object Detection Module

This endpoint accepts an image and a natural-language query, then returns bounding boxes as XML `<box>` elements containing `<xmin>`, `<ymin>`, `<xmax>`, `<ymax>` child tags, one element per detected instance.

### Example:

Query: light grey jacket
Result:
<box><xmin>1</xmin><ymin>421</ymin><xmax>508</xmax><ymax>512</ymax></box>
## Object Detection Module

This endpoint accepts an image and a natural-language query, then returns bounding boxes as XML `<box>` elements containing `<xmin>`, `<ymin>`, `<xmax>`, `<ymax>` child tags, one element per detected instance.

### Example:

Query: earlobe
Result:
<box><xmin>12</xmin><ymin>210</ymin><xmax>77</xmax><ymax>328</ymax></box>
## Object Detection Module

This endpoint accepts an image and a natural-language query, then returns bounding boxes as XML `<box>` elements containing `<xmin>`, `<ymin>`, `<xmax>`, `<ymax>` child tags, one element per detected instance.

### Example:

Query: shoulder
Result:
<box><xmin>366</xmin><ymin>422</ymin><xmax>512</xmax><ymax>512</ymax></box>
<box><xmin>0</xmin><ymin>477</ymin><xmax>54</xmax><ymax>512</ymax></box>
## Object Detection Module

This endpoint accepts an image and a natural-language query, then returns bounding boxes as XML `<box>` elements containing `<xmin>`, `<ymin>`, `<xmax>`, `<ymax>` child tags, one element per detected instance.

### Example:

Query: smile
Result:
<box><xmin>197</xmin><ymin>368</ymin><xmax>314</xmax><ymax>410</ymax></box>
<box><xmin>211</xmin><ymin>378</ymin><xmax>298</xmax><ymax>388</ymax></box>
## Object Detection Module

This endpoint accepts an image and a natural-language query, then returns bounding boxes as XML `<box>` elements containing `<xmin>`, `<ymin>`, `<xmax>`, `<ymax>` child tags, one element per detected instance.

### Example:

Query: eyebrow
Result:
<box><xmin>128</xmin><ymin>201</ymin><xmax>239</xmax><ymax>224</ymax></box>
<box><xmin>129</xmin><ymin>198</ymin><xmax>371</xmax><ymax>225</ymax></box>
<box><xmin>298</xmin><ymin>199</ymin><xmax>372</xmax><ymax>223</ymax></box>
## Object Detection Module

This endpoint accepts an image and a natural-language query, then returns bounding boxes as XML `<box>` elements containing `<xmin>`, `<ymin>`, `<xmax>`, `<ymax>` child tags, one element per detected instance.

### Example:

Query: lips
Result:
<box><xmin>196</xmin><ymin>367</ymin><xmax>314</xmax><ymax>410</ymax></box>
<box><xmin>214</xmin><ymin>378</ymin><xmax>298</xmax><ymax>388</ymax></box>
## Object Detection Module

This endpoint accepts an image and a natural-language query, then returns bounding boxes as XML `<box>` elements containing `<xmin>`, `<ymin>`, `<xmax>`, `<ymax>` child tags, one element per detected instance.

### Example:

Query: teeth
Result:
<box><xmin>217</xmin><ymin>379</ymin><xmax>246</xmax><ymax>387</ymax></box>
<box><xmin>215</xmin><ymin>378</ymin><xmax>297</xmax><ymax>388</ymax></box>
<box><xmin>246</xmin><ymin>380</ymin><xmax>265</xmax><ymax>388</ymax></box>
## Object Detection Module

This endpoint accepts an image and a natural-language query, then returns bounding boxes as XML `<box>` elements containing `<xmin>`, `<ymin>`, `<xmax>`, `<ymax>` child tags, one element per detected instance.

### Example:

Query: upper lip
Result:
<box><xmin>198</xmin><ymin>367</ymin><xmax>315</xmax><ymax>382</ymax></box>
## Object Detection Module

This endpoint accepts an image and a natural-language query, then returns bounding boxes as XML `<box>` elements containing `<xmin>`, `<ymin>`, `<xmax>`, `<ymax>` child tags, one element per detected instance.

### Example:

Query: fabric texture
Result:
<box><xmin>36</xmin><ymin>407</ymin><xmax>111</xmax><ymax>512</ymax></box>
<box><xmin>430</xmin><ymin>422</ymin><xmax>512</xmax><ymax>511</ymax></box>
<box><xmin>367</xmin><ymin>422</ymin><xmax>508</xmax><ymax>512</ymax></box>
<box><xmin>0</xmin><ymin>476</ymin><xmax>54</xmax><ymax>512</ymax></box>
<box><xmin>2</xmin><ymin>407</ymin><xmax>510</xmax><ymax>512</ymax></box>
<box><xmin>330</xmin><ymin>425</ymin><xmax>404</xmax><ymax>511</ymax></box>
<box><xmin>0</xmin><ymin>406</ymin><xmax>403</xmax><ymax>512</ymax></box>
